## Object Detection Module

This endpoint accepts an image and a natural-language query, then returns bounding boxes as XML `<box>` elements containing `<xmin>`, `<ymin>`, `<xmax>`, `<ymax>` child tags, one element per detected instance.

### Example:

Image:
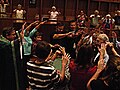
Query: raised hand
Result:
<box><xmin>62</xmin><ymin>53</ymin><xmax>71</xmax><ymax>66</ymax></box>
<box><xmin>98</xmin><ymin>43</ymin><xmax>107</xmax><ymax>56</ymax></box>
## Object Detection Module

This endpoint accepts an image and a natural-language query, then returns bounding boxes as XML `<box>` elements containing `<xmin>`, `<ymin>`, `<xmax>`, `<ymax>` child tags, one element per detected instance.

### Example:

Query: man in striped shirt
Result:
<box><xmin>27</xmin><ymin>41</ymin><xmax>70</xmax><ymax>90</ymax></box>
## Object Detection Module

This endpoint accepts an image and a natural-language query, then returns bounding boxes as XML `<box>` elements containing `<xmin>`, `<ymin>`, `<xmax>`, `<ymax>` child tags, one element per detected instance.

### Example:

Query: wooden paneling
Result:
<box><xmin>78</xmin><ymin>0</ymin><xmax>87</xmax><ymax>13</ymax></box>
<box><xmin>99</xmin><ymin>2</ymin><xmax>109</xmax><ymax>15</ymax></box>
<box><xmin>1</xmin><ymin>0</ymin><xmax>120</xmax><ymax>21</ymax></box>
<box><xmin>89</xmin><ymin>1</ymin><xmax>99</xmax><ymax>15</ymax></box>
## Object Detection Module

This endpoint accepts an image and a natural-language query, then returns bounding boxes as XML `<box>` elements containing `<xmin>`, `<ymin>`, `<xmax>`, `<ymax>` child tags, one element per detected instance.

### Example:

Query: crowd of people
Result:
<box><xmin>0</xmin><ymin>2</ymin><xmax>120</xmax><ymax>90</ymax></box>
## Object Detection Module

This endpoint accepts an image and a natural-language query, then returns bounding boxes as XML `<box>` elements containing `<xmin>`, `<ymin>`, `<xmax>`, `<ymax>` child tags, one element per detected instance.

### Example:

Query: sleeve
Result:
<box><xmin>51</xmin><ymin>69</ymin><xmax>60</xmax><ymax>84</ymax></box>
<box><xmin>29</xmin><ymin>28</ymin><xmax>37</xmax><ymax>37</ymax></box>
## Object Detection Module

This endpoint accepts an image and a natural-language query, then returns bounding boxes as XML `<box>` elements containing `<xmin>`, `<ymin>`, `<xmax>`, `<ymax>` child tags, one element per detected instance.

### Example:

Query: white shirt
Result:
<box><xmin>0</xmin><ymin>4</ymin><xmax>8</xmax><ymax>13</ymax></box>
<box><xmin>49</xmin><ymin>11</ymin><xmax>59</xmax><ymax>20</ymax></box>
<box><xmin>16</xmin><ymin>10</ymin><xmax>24</xmax><ymax>19</ymax></box>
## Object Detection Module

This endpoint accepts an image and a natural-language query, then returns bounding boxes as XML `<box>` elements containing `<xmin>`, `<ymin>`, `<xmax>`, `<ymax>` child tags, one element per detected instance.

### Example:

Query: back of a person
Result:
<box><xmin>69</xmin><ymin>60</ymin><xmax>96</xmax><ymax>90</ymax></box>
<box><xmin>27</xmin><ymin>60</ymin><xmax>60</xmax><ymax>90</ymax></box>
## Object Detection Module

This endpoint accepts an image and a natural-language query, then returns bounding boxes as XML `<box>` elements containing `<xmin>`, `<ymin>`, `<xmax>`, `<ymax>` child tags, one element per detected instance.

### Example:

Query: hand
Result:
<box><xmin>40</xmin><ymin>21</ymin><xmax>46</xmax><ymax>24</ymax></box>
<box><xmin>32</xmin><ymin>21</ymin><xmax>39</xmax><ymax>25</ymax></box>
<box><xmin>21</xmin><ymin>22</ymin><xmax>27</xmax><ymax>39</ymax></box>
<box><xmin>97</xmin><ymin>59</ymin><xmax>106</xmax><ymax>72</ymax></box>
<box><xmin>13</xmin><ymin>9</ymin><xmax>17</xmax><ymax>12</ymax></box>
<box><xmin>106</xmin><ymin>42</ymin><xmax>114</xmax><ymax>48</ymax></box>
<box><xmin>59</xmin><ymin>46</ymin><xmax>66</xmax><ymax>56</ymax></box>
<box><xmin>62</xmin><ymin>53</ymin><xmax>71</xmax><ymax>66</ymax></box>
<box><xmin>98</xmin><ymin>43</ymin><xmax>107</xmax><ymax>56</ymax></box>
<box><xmin>55</xmin><ymin>50</ymin><xmax>62</xmax><ymax>55</ymax></box>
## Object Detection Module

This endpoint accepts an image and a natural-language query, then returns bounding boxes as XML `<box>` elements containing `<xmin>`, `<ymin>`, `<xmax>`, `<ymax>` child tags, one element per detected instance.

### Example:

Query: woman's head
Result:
<box><xmin>75</xmin><ymin>44</ymin><xmax>94</xmax><ymax>67</ymax></box>
<box><xmin>103</xmin><ymin>55</ymin><xmax>120</xmax><ymax>89</ymax></box>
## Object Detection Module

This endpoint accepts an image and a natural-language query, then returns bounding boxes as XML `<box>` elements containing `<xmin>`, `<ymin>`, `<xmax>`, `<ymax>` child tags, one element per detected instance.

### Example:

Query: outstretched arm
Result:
<box><xmin>25</xmin><ymin>21</ymin><xmax>39</xmax><ymax>32</ymax></box>
<box><xmin>34</xmin><ymin>21</ymin><xmax>46</xmax><ymax>30</ymax></box>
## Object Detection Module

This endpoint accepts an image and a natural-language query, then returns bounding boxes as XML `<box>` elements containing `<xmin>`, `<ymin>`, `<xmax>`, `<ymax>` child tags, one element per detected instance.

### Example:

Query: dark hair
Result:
<box><xmin>33</xmin><ymin>31</ymin><xmax>43</xmax><ymax>38</ymax></box>
<box><xmin>31</xmin><ymin>31</ymin><xmax>43</xmax><ymax>41</ymax></box>
<box><xmin>57</xmin><ymin>22</ymin><xmax>64</xmax><ymax>26</ymax></box>
<box><xmin>2</xmin><ymin>27</ymin><xmax>15</xmax><ymax>38</ymax></box>
<box><xmin>75</xmin><ymin>45</ymin><xmax>94</xmax><ymax>67</ymax></box>
<box><xmin>69</xmin><ymin>20</ymin><xmax>76</xmax><ymax>25</ymax></box>
<box><xmin>102</xmin><ymin>56</ymin><xmax>120</xmax><ymax>90</ymax></box>
<box><xmin>35</xmin><ymin>41</ymin><xmax>51</xmax><ymax>60</ymax></box>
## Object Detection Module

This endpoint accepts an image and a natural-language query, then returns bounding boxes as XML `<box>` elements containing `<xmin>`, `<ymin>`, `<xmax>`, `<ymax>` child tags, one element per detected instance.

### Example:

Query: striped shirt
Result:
<box><xmin>27</xmin><ymin>61</ymin><xmax>60</xmax><ymax>90</ymax></box>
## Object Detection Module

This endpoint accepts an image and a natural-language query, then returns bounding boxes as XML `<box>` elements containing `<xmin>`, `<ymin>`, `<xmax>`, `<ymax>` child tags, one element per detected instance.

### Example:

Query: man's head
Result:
<box><xmin>56</xmin><ymin>22</ymin><xmax>64</xmax><ymax>32</ymax></box>
<box><xmin>69</xmin><ymin>20</ymin><xmax>77</xmax><ymax>31</ymax></box>
<box><xmin>35</xmin><ymin>41</ymin><xmax>51</xmax><ymax>60</ymax></box>
<box><xmin>2</xmin><ymin>27</ymin><xmax>16</xmax><ymax>41</ymax></box>
<box><xmin>106</xmin><ymin>14</ymin><xmax>111</xmax><ymax>19</ymax></box>
<box><xmin>33</xmin><ymin>32</ymin><xmax>43</xmax><ymax>42</ymax></box>
<box><xmin>17</xmin><ymin>4</ymin><xmax>22</xmax><ymax>10</ymax></box>
<box><xmin>96</xmin><ymin>34</ymin><xmax>109</xmax><ymax>47</ymax></box>
<box><xmin>94</xmin><ymin>10</ymin><xmax>99</xmax><ymax>16</ymax></box>
<box><xmin>52</xmin><ymin>6</ymin><xmax>56</xmax><ymax>11</ymax></box>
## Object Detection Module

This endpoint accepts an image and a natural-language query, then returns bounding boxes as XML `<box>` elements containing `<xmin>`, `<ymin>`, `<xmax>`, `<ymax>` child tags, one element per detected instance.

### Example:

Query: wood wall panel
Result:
<box><xmin>78</xmin><ymin>0</ymin><xmax>87</xmax><ymax>14</ymax></box>
<box><xmin>99</xmin><ymin>2</ymin><xmax>109</xmax><ymax>15</ymax></box>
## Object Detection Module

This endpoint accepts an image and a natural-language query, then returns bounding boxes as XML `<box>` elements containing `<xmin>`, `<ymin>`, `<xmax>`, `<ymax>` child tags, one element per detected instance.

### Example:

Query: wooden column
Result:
<box><xmin>10</xmin><ymin>0</ymin><xmax>12</xmax><ymax>13</ymax></box>
<box><xmin>74</xmin><ymin>0</ymin><xmax>79</xmax><ymax>20</ymax></box>
<box><xmin>87</xmin><ymin>0</ymin><xmax>90</xmax><ymax>16</ymax></box>
<box><xmin>108</xmin><ymin>2</ymin><xmax>111</xmax><ymax>13</ymax></box>
<box><xmin>39</xmin><ymin>0</ymin><xmax>42</xmax><ymax>21</ymax></box>
<box><xmin>63</xmin><ymin>0</ymin><xmax>67</xmax><ymax>21</ymax></box>
<box><xmin>98</xmin><ymin>1</ymin><xmax>101</xmax><ymax>10</ymax></box>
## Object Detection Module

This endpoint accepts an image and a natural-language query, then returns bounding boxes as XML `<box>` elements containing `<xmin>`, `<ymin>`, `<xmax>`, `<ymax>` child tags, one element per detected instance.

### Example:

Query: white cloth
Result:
<box><xmin>16</xmin><ymin>10</ymin><xmax>24</xmax><ymax>19</ymax></box>
<box><xmin>49</xmin><ymin>11</ymin><xmax>59</xmax><ymax>20</ymax></box>
<box><xmin>0</xmin><ymin>4</ymin><xmax>8</xmax><ymax>13</ymax></box>
<box><xmin>94</xmin><ymin>52</ymin><xmax>109</xmax><ymax>64</ymax></box>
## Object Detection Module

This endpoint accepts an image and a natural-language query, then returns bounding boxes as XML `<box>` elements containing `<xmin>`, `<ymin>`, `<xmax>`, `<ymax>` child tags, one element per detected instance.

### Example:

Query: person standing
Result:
<box><xmin>0</xmin><ymin>27</ymin><xmax>27</xmax><ymax>90</ymax></box>
<box><xmin>0</xmin><ymin>0</ymin><xmax>9</xmax><ymax>17</ymax></box>
<box><xmin>27</xmin><ymin>41</ymin><xmax>70</xmax><ymax>90</ymax></box>
<box><xmin>13</xmin><ymin>4</ymin><xmax>26</xmax><ymax>19</ymax></box>
<box><xmin>48</xmin><ymin>6</ymin><xmax>60</xmax><ymax>21</ymax></box>
<box><xmin>90</xmin><ymin>10</ymin><xmax>101</xmax><ymax>28</ymax></box>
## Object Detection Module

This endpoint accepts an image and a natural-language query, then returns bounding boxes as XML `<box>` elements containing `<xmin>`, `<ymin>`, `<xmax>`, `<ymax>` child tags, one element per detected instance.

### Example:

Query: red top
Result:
<box><xmin>69</xmin><ymin>60</ymin><xmax>97</xmax><ymax>90</ymax></box>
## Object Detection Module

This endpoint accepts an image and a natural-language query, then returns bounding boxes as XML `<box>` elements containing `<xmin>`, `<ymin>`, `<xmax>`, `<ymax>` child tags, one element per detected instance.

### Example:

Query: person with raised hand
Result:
<box><xmin>87</xmin><ymin>42</ymin><xmax>120</xmax><ymax>90</ymax></box>
<box><xmin>27</xmin><ymin>41</ymin><xmax>70</xmax><ymax>90</ymax></box>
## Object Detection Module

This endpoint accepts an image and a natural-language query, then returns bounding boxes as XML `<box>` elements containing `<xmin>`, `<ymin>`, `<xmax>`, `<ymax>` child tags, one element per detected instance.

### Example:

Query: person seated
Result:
<box><xmin>27</xmin><ymin>41</ymin><xmax>70</xmax><ymax>90</ymax></box>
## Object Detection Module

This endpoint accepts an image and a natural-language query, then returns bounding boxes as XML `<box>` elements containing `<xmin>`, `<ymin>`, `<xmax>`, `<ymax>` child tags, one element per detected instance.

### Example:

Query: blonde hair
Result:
<box><xmin>98</xmin><ymin>34</ymin><xmax>109</xmax><ymax>42</ymax></box>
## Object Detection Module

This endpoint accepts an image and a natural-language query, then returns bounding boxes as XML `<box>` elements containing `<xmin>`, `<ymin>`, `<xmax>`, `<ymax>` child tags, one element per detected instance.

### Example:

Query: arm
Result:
<box><xmin>107</xmin><ymin>42</ymin><xmax>119</xmax><ymax>56</ymax></box>
<box><xmin>34</xmin><ymin>21</ymin><xmax>45</xmax><ymax>30</ymax></box>
<box><xmin>29</xmin><ymin>21</ymin><xmax>46</xmax><ymax>37</ymax></box>
<box><xmin>53</xmin><ymin>31</ymin><xmax>73</xmax><ymax>39</ymax></box>
<box><xmin>53</xmin><ymin>33</ymin><xmax>67</xmax><ymax>39</ymax></box>
<box><xmin>59</xmin><ymin>47</ymin><xmax>70</xmax><ymax>81</ymax></box>
<box><xmin>5</xmin><ymin>0</ymin><xmax>9</xmax><ymax>5</ymax></box>
<box><xmin>25</xmin><ymin>21</ymin><xmax>38</xmax><ymax>32</ymax></box>
<box><xmin>87</xmin><ymin>43</ymin><xmax>106</xmax><ymax>90</ymax></box>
